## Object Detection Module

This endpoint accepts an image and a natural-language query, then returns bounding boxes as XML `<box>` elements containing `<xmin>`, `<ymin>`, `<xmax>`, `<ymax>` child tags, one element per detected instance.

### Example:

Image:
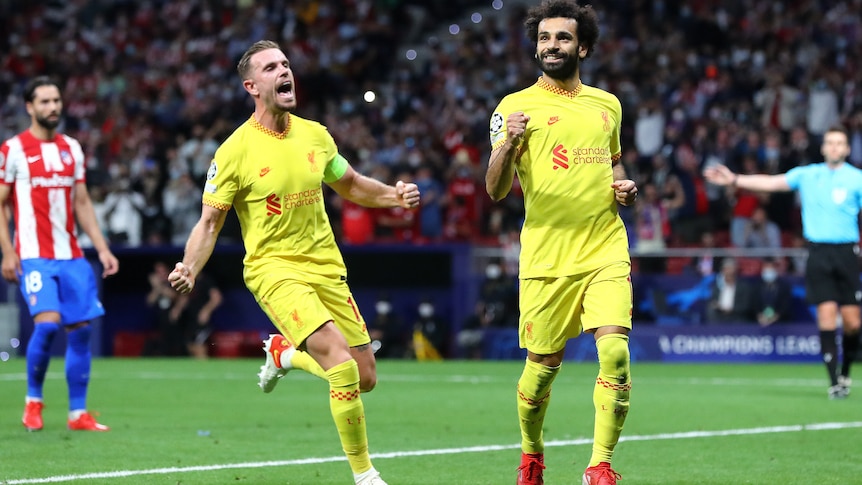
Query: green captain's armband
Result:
<box><xmin>323</xmin><ymin>153</ymin><xmax>350</xmax><ymax>183</ymax></box>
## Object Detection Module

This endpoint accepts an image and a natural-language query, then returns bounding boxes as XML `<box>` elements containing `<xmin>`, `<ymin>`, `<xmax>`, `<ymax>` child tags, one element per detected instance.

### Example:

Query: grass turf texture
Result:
<box><xmin>1</xmin><ymin>358</ymin><xmax>860</xmax><ymax>484</ymax></box>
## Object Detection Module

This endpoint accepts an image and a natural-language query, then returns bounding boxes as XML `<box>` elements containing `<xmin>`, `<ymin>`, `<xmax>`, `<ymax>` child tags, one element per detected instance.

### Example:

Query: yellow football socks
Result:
<box><xmin>289</xmin><ymin>350</ymin><xmax>328</xmax><ymax>380</ymax></box>
<box><xmin>516</xmin><ymin>358</ymin><xmax>560</xmax><ymax>454</ymax></box>
<box><xmin>326</xmin><ymin>359</ymin><xmax>372</xmax><ymax>474</ymax></box>
<box><xmin>589</xmin><ymin>333</ymin><xmax>632</xmax><ymax>467</ymax></box>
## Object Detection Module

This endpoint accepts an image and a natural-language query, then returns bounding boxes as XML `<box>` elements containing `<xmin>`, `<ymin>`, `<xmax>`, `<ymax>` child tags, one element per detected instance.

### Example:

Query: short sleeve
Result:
<box><xmin>489</xmin><ymin>97</ymin><xmax>513</xmax><ymax>151</ymax></box>
<box><xmin>202</xmin><ymin>148</ymin><xmax>238</xmax><ymax>211</ymax></box>
<box><xmin>784</xmin><ymin>166</ymin><xmax>804</xmax><ymax>190</ymax></box>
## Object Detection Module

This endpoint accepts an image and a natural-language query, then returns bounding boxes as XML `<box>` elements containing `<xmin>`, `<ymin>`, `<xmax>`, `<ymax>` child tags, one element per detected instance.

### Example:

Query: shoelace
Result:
<box><xmin>591</xmin><ymin>466</ymin><xmax>622</xmax><ymax>483</ymax></box>
<box><xmin>517</xmin><ymin>459</ymin><xmax>545</xmax><ymax>480</ymax></box>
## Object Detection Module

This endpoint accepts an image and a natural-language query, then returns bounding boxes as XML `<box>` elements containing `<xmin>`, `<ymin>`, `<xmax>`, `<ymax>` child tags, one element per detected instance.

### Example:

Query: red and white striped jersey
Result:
<box><xmin>0</xmin><ymin>130</ymin><xmax>86</xmax><ymax>260</ymax></box>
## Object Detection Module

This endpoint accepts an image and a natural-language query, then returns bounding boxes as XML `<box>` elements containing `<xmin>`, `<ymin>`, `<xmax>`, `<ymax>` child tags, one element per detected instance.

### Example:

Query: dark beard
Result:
<box><xmin>536</xmin><ymin>52</ymin><xmax>580</xmax><ymax>80</ymax></box>
<box><xmin>35</xmin><ymin>115</ymin><xmax>60</xmax><ymax>130</ymax></box>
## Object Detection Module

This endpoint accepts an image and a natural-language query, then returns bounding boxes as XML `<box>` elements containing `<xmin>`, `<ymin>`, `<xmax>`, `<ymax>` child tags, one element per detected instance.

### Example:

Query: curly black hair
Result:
<box><xmin>524</xmin><ymin>0</ymin><xmax>600</xmax><ymax>59</ymax></box>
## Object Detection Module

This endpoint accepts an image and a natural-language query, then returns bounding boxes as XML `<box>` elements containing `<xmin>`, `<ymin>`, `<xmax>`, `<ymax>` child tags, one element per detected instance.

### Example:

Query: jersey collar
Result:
<box><xmin>249</xmin><ymin>114</ymin><xmax>291</xmax><ymax>139</ymax></box>
<box><xmin>536</xmin><ymin>77</ymin><xmax>582</xmax><ymax>99</ymax></box>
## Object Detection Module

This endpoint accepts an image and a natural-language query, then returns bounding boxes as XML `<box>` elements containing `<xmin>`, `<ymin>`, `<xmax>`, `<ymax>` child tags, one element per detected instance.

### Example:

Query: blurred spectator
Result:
<box><xmin>728</xmin><ymin>156</ymin><xmax>770</xmax><ymax>247</ymax></box>
<box><xmin>788</xmin><ymin>232</ymin><xmax>809</xmax><ymax>277</ymax></box>
<box><xmin>413</xmin><ymin>165</ymin><xmax>444</xmax><ymax>241</ymax></box>
<box><xmin>806</xmin><ymin>74</ymin><xmax>841</xmax><ymax>138</ymax></box>
<box><xmin>754</xmin><ymin>70</ymin><xmax>803</xmax><ymax>133</ymax></box>
<box><xmin>178</xmin><ymin>123</ymin><xmax>219</xmax><ymax>185</ymax></box>
<box><xmin>634</xmin><ymin>182</ymin><xmax>670</xmax><ymax>252</ymax></box>
<box><xmin>76</xmin><ymin>184</ymin><xmax>109</xmax><ymax>249</ymax></box>
<box><xmin>143</xmin><ymin>261</ymin><xmax>184</xmax><ymax>356</ymax></box>
<box><xmin>689</xmin><ymin>230</ymin><xmax>721</xmax><ymax>277</ymax></box>
<box><xmin>634</xmin><ymin>97</ymin><xmax>665</xmax><ymax>165</ymax></box>
<box><xmin>673</xmin><ymin>144</ymin><xmax>713</xmax><ymax>243</ymax></box>
<box><xmin>477</xmin><ymin>260</ymin><xmax>518</xmax><ymax>328</ymax></box>
<box><xmin>411</xmin><ymin>299</ymin><xmax>447</xmax><ymax>360</ymax></box>
<box><xmin>341</xmin><ymin>199</ymin><xmax>376</xmax><ymax>245</ymax></box>
<box><xmin>737</xmin><ymin>206</ymin><xmax>782</xmax><ymax>249</ymax></box>
<box><xmin>751</xmin><ymin>258</ymin><xmax>793</xmax><ymax>326</ymax></box>
<box><xmin>444</xmin><ymin>148</ymin><xmax>480</xmax><ymax>241</ymax></box>
<box><xmin>706</xmin><ymin>258</ymin><xmax>753</xmax><ymax>324</ymax></box>
<box><xmin>163</xmin><ymin>173</ymin><xmax>204</xmax><ymax>245</ymax></box>
<box><xmin>102</xmin><ymin>175</ymin><xmax>146</xmax><ymax>246</ymax></box>
<box><xmin>172</xmin><ymin>271</ymin><xmax>222</xmax><ymax>360</ymax></box>
<box><xmin>368</xmin><ymin>295</ymin><xmax>407</xmax><ymax>359</ymax></box>
<box><xmin>646</xmin><ymin>153</ymin><xmax>685</xmax><ymax>236</ymax></box>
<box><xmin>457</xmin><ymin>302</ymin><xmax>493</xmax><ymax>360</ymax></box>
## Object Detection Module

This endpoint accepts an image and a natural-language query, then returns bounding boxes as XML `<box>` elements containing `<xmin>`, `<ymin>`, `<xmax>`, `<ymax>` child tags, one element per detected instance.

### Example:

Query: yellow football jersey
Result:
<box><xmin>489</xmin><ymin>78</ymin><xmax>630</xmax><ymax>279</ymax></box>
<box><xmin>203</xmin><ymin>115</ymin><xmax>348</xmax><ymax>291</ymax></box>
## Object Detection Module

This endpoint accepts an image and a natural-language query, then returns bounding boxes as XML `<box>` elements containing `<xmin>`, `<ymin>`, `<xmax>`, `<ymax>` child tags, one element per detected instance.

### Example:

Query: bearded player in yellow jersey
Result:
<box><xmin>168</xmin><ymin>40</ymin><xmax>419</xmax><ymax>485</ymax></box>
<box><xmin>485</xmin><ymin>2</ymin><xmax>637</xmax><ymax>484</ymax></box>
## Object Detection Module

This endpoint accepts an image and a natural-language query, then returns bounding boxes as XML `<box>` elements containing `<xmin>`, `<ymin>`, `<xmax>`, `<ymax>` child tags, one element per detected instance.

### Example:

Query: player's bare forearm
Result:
<box><xmin>486</xmin><ymin>142</ymin><xmax>519</xmax><ymax>202</ymax></box>
<box><xmin>611</xmin><ymin>159</ymin><xmax>638</xmax><ymax>206</ymax></box>
<box><xmin>329</xmin><ymin>166</ymin><xmax>420</xmax><ymax>209</ymax></box>
<box><xmin>341</xmin><ymin>173</ymin><xmax>398</xmax><ymax>207</ymax></box>
<box><xmin>182</xmin><ymin>205</ymin><xmax>226</xmax><ymax>278</ymax></box>
<box><xmin>612</xmin><ymin>161</ymin><xmax>627</xmax><ymax>181</ymax></box>
<box><xmin>703</xmin><ymin>165</ymin><xmax>792</xmax><ymax>192</ymax></box>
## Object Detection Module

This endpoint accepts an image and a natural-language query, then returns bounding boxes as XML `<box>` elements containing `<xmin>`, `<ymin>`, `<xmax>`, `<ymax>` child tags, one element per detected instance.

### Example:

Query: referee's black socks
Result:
<box><xmin>841</xmin><ymin>330</ymin><xmax>860</xmax><ymax>378</ymax></box>
<box><xmin>820</xmin><ymin>330</ymin><xmax>839</xmax><ymax>386</ymax></box>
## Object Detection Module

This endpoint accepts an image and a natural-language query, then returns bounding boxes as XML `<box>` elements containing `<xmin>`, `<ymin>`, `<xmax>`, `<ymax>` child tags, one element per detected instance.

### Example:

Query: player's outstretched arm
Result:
<box><xmin>703</xmin><ymin>164</ymin><xmax>792</xmax><ymax>192</ymax></box>
<box><xmin>328</xmin><ymin>164</ymin><xmax>420</xmax><ymax>209</ymax></box>
<box><xmin>169</xmin><ymin>204</ymin><xmax>227</xmax><ymax>294</ymax></box>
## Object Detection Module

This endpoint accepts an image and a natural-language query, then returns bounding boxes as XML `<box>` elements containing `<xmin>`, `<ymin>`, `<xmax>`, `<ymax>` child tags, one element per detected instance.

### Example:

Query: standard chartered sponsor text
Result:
<box><xmin>282</xmin><ymin>188</ymin><xmax>322</xmax><ymax>210</ymax></box>
<box><xmin>571</xmin><ymin>146</ymin><xmax>611</xmax><ymax>165</ymax></box>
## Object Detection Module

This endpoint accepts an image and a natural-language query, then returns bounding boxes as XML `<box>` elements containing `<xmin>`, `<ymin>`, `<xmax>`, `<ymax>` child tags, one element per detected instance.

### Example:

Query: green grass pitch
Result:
<box><xmin>1</xmin><ymin>358</ymin><xmax>861</xmax><ymax>484</ymax></box>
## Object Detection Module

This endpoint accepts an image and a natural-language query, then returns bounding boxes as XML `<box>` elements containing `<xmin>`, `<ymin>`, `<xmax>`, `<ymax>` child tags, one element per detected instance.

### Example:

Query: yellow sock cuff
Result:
<box><xmin>326</xmin><ymin>359</ymin><xmax>360</xmax><ymax>388</ymax></box>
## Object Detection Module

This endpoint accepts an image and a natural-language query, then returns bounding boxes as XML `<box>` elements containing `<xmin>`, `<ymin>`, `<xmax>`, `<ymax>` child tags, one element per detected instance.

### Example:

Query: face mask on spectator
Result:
<box><xmin>418</xmin><ymin>303</ymin><xmax>434</xmax><ymax>318</ymax></box>
<box><xmin>762</xmin><ymin>268</ymin><xmax>778</xmax><ymax>283</ymax></box>
<box><xmin>375</xmin><ymin>301</ymin><xmax>391</xmax><ymax>315</ymax></box>
<box><xmin>485</xmin><ymin>264</ymin><xmax>502</xmax><ymax>280</ymax></box>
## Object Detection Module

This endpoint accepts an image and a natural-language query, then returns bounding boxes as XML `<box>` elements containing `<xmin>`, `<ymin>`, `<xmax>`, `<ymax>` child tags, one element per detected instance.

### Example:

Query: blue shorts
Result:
<box><xmin>20</xmin><ymin>258</ymin><xmax>105</xmax><ymax>325</ymax></box>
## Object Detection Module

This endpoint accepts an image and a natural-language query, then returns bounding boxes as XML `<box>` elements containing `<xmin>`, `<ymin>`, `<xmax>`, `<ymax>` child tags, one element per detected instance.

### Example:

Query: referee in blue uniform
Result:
<box><xmin>705</xmin><ymin>125</ymin><xmax>862</xmax><ymax>399</ymax></box>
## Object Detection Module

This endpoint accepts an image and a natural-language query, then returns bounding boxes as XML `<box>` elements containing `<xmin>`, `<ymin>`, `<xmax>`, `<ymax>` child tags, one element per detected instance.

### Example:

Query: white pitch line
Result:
<box><xmin>3</xmin><ymin>421</ymin><xmax>861</xmax><ymax>484</ymax></box>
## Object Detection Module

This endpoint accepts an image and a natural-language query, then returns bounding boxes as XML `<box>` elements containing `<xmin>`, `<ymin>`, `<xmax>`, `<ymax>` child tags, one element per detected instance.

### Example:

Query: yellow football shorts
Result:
<box><xmin>519</xmin><ymin>261</ymin><xmax>632</xmax><ymax>355</ymax></box>
<box><xmin>255</xmin><ymin>279</ymin><xmax>370</xmax><ymax>348</ymax></box>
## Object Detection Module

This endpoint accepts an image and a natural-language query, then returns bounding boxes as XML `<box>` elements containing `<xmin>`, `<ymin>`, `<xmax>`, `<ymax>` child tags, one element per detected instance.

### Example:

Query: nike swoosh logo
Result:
<box><xmin>27</xmin><ymin>155</ymin><xmax>41</xmax><ymax>163</ymax></box>
<box><xmin>260</xmin><ymin>167</ymin><xmax>271</xmax><ymax>177</ymax></box>
<box><xmin>548</xmin><ymin>116</ymin><xmax>560</xmax><ymax>125</ymax></box>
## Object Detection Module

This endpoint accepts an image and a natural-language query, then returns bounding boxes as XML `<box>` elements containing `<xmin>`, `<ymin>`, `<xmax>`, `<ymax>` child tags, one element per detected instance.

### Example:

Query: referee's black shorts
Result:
<box><xmin>806</xmin><ymin>242</ymin><xmax>862</xmax><ymax>305</ymax></box>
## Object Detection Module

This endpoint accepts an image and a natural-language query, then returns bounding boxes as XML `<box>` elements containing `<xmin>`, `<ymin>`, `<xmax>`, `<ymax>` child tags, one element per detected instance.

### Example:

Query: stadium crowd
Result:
<box><xmin>2</xmin><ymin>0</ymin><xmax>862</xmax><ymax>254</ymax></box>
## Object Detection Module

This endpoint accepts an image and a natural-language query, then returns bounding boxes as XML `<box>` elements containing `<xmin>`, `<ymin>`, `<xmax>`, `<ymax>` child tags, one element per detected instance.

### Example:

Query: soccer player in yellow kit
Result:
<box><xmin>485</xmin><ymin>2</ymin><xmax>637</xmax><ymax>484</ymax></box>
<box><xmin>168</xmin><ymin>40</ymin><xmax>419</xmax><ymax>485</ymax></box>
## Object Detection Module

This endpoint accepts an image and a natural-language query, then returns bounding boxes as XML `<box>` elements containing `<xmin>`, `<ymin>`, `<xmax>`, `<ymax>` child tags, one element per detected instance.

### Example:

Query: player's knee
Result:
<box><xmin>359</xmin><ymin>373</ymin><xmax>377</xmax><ymax>393</ymax></box>
<box><xmin>597</xmin><ymin>334</ymin><xmax>630</xmax><ymax>374</ymax></box>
